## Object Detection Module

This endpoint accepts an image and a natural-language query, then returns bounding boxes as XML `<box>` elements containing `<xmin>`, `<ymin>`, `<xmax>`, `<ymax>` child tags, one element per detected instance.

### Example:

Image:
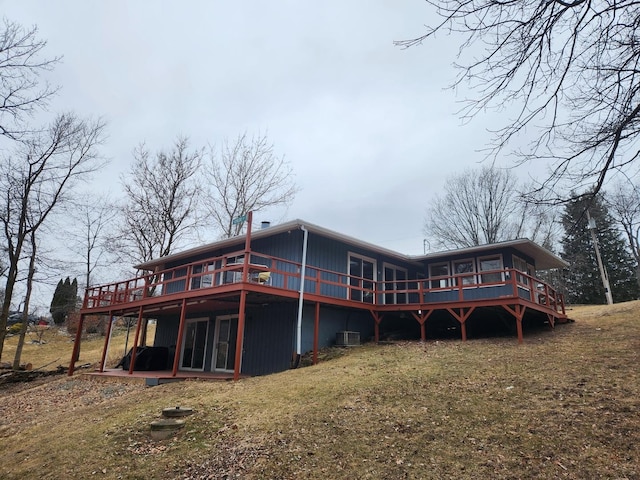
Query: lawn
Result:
<box><xmin>0</xmin><ymin>322</ymin><xmax>155</xmax><ymax>371</ymax></box>
<box><xmin>0</xmin><ymin>302</ymin><xmax>638</xmax><ymax>479</ymax></box>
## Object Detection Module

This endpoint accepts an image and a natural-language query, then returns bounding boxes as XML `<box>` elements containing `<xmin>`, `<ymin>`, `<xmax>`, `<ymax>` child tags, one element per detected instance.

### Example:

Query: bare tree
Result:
<box><xmin>0</xmin><ymin>113</ymin><xmax>106</xmax><ymax>359</ymax></box>
<box><xmin>424</xmin><ymin>166</ymin><xmax>558</xmax><ymax>249</ymax></box>
<box><xmin>115</xmin><ymin>137</ymin><xmax>203</xmax><ymax>266</ymax></box>
<box><xmin>397</xmin><ymin>0</ymin><xmax>640</xmax><ymax>201</ymax></box>
<box><xmin>205</xmin><ymin>132</ymin><xmax>297</xmax><ymax>238</ymax></box>
<box><xmin>66</xmin><ymin>193</ymin><xmax>117</xmax><ymax>289</ymax></box>
<box><xmin>0</xmin><ymin>19</ymin><xmax>59</xmax><ymax>138</ymax></box>
<box><xmin>12</xmin><ymin>229</ymin><xmax>36</xmax><ymax>369</ymax></box>
<box><xmin>607</xmin><ymin>181</ymin><xmax>640</xmax><ymax>289</ymax></box>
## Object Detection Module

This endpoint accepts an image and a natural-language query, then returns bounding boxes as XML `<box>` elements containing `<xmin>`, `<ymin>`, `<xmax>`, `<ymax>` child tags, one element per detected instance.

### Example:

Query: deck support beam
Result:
<box><xmin>99</xmin><ymin>311</ymin><xmax>114</xmax><ymax>372</ymax></box>
<box><xmin>547</xmin><ymin>313</ymin><xmax>555</xmax><ymax>329</ymax></box>
<box><xmin>502</xmin><ymin>304</ymin><xmax>526</xmax><ymax>344</ymax></box>
<box><xmin>67</xmin><ymin>313</ymin><xmax>86</xmax><ymax>376</ymax></box>
<box><xmin>446</xmin><ymin>307</ymin><xmax>475</xmax><ymax>342</ymax></box>
<box><xmin>371</xmin><ymin>311</ymin><xmax>383</xmax><ymax>342</ymax></box>
<box><xmin>313</xmin><ymin>302</ymin><xmax>320</xmax><ymax>365</ymax></box>
<box><xmin>411</xmin><ymin>309</ymin><xmax>433</xmax><ymax>342</ymax></box>
<box><xmin>128</xmin><ymin>306</ymin><xmax>145</xmax><ymax>375</ymax></box>
<box><xmin>234</xmin><ymin>290</ymin><xmax>248</xmax><ymax>381</ymax></box>
<box><xmin>172</xmin><ymin>299</ymin><xmax>188</xmax><ymax>377</ymax></box>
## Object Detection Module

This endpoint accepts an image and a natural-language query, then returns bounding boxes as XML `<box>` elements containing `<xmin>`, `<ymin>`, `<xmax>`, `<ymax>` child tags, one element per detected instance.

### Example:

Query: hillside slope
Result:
<box><xmin>1</xmin><ymin>302</ymin><xmax>638</xmax><ymax>479</ymax></box>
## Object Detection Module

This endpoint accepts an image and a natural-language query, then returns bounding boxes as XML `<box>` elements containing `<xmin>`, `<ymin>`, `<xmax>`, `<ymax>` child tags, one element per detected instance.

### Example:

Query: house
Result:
<box><xmin>68</xmin><ymin>214</ymin><xmax>568</xmax><ymax>381</ymax></box>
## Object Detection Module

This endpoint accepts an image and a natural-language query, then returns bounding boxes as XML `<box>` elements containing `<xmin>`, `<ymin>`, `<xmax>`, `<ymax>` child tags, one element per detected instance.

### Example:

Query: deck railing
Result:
<box><xmin>83</xmin><ymin>251</ymin><xmax>565</xmax><ymax>314</ymax></box>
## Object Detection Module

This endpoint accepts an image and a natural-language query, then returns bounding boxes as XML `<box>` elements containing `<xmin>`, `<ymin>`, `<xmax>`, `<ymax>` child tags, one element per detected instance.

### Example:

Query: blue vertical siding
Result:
<box><xmin>241</xmin><ymin>303</ymin><xmax>297</xmax><ymax>376</ymax></box>
<box><xmin>300</xmin><ymin>306</ymin><xmax>374</xmax><ymax>352</ymax></box>
<box><xmin>153</xmin><ymin>315</ymin><xmax>180</xmax><ymax>348</ymax></box>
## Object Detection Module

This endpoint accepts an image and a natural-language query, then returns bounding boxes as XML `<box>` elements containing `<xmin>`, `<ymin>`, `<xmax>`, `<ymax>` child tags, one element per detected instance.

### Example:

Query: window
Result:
<box><xmin>453</xmin><ymin>259</ymin><xmax>476</xmax><ymax>286</ymax></box>
<box><xmin>513</xmin><ymin>255</ymin><xmax>534</xmax><ymax>286</ymax></box>
<box><xmin>478</xmin><ymin>255</ymin><xmax>503</xmax><ymax>284</ymax></box>
<box><xmin>163</xmin><ymin>267</ymin><xmax>187</xmax><ymax>294</ymax></box>
<box><xmin>428</xmin><ymin>263</ymin><xmax>450</xmax><ymax>288</ymax></box>
<box><xmin>383</xmin><ymin>263</ymin><xmax>408</xmax><ymax>304</ymax></box>
<box><xmin>191</xmin><ymin>262</ymin><xmax>216</xmax><ymax>290</ymax></box>
<box><xmin>348</xmin><ymin>253</ymin><xmax>376</xmax><ymax>303</ymax></box>
<box><xmin>222</xmin><ymin>255</ymin><xmax>244</xmax><ymax>284</ymax></box>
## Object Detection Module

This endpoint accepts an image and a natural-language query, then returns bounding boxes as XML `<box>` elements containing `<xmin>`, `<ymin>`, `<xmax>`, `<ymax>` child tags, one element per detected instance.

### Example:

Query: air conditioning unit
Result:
<box><xmin>335</xmin><ymin>331</ymin><xmax>360</xmax><ymax>347</ymax></box>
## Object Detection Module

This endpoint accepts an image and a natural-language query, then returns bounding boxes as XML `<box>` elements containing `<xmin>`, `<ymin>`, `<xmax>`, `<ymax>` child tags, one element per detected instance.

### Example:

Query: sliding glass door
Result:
<box><xmin>180</xmin><ymin>318</ymin><xmax>209</xmax><ymax>371</ymax></box>
<box><xmin>213</xmin><ymin>315</ymin><xmax>239</xmax><ymax>372</ymax></box>
<box><xmin>349</xmin><ymin>253</ymin><xmax>376</xmax><ymax>303</ymax></box>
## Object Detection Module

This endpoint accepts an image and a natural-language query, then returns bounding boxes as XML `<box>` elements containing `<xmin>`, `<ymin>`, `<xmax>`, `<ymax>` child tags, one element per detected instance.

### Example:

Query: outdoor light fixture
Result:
<box><xmin>586</xmin><ymin>210</ymin><xmax>613</xmax><ymax>305</ymax></box>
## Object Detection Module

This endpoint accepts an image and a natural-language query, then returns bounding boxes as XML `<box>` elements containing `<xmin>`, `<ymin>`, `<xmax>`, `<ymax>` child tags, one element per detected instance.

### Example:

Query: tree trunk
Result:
<box><xmin>13</xmin><ymin>232</ymin><xmax>37</xmax><ymax>370</ymax></box>
<box><xmin>0</xmin><ymin>255</ymin><xmax>21</xmax><ymax>361</ymax></box>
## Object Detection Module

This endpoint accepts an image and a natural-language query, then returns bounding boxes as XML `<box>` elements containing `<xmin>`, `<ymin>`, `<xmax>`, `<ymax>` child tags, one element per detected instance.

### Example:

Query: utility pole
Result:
<box><xmin>587</xmin><ymin>210</ymin><xmax>613</xmax><ymax>305</ymax></box>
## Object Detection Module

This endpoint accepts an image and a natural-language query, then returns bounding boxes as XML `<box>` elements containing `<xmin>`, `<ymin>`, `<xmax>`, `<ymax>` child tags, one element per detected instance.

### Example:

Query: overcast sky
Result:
<box><xmin>3</xmin><ymin>1</ymin><xmax>532</xmax><ymax>310</ymax></box>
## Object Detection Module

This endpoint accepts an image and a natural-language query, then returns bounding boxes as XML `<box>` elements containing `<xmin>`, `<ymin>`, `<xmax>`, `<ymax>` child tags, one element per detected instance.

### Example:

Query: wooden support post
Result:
<box><xmin>411</xmin><ymin>310</ymin><xmax>433</xmax><ymax>343</ymax></box>
<box><xmin>128</xmin><ymin>307</ymin><xmax>144</xmax><ymax>374</ymax></box>
<box><xmin>99</xmin><ymin>311</ymin><xmax>114</xmax><ymax>372</ymax></box>
<box><xmin>313</xmin><ymin>302</ymin><xmax>320</xmax><ymax>365</ymax></box>
<box><xmin>172</xmin><ymin>299</ymin><xmax>188</xmax><ymax>377</ymax></box>
<box><xmin>446</xmin><ymin>307</ymin><xmax>475</xmax><ymax>342</ymax></box>
<box><xmin>371</xmin><ymin>311</ymin><xmax>383</xmax><ymax>343</ymax></box>
<box><xmin>68</xmin><ymin>313</ymin><xmax>86</xmax><ymax>376</ymax></box>
<box><xmin>234</xmin><ymin>290</ymin><xmax>248</xmax><ymax>380</ymax></box>
<box><xmin>502</xmin><ymin>304</ymin><xmax>526</xmax><ymax>344</ymax></box>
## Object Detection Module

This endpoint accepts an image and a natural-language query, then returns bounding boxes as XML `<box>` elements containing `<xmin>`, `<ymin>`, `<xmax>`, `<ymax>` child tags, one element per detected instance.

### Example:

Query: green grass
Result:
<box><xmin>0</xmin><ymin>302</ymin><xmax>638</xmax><ymax>479</ymax></box>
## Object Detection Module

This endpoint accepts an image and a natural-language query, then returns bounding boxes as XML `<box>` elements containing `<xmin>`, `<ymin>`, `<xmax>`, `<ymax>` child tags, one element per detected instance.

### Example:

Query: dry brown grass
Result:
<box><xmin>0</xmin><ymin>324</ymin><xmax>156</xmax><ymax>371</ymax></box>
<box><xmin>0</xmin><ymin>302</ymin><xmax>638</xmax><ymax>479</ymax></box>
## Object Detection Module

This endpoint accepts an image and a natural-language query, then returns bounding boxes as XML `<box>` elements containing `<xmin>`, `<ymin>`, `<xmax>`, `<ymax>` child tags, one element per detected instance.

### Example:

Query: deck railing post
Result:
<box><xmin>510</xmin><ymin>269</ymin><xmax>519</xmax><ymax>299</ymax></box>
<box><xmin>545</xmin><ymin>284</ymin><xmax>550</xmax><ymax>307</ymax></box>
<box><xmin>241</xmin><ymin>211</ymin><xmax>253</xmax><ymax>283</ymax></box>
<box><xmin>186</xmin><ymin>263</ymin><xmax>193</xmax><ymax>291</ymax></box>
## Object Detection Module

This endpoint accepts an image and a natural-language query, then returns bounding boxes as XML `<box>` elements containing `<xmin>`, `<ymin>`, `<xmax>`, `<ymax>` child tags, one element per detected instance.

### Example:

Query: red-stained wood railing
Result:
<box><xmin>82</xmin><ymin>253</ymin><xmax>565</xmax><ymax>315</ymax></box>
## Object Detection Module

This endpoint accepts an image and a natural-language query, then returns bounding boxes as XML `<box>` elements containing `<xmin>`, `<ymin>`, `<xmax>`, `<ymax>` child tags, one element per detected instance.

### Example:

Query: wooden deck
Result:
<box><xmin>83</xmin><ymin>368</ymin><xmax>240</xmax><ymax>385</ymax></box>
<box><xmin>69</xmin><ymin>240</ymin><xmax>567</xmax><ymax>379</ymax></box>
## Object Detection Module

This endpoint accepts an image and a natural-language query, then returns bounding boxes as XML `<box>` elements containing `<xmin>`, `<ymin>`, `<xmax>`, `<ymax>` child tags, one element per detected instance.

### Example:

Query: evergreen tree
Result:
<box><xmin>50</xmin><ymin>279</ymin><xmax>65</xmax><ymax>325</ymax></box>
<box><xmin>49</xmin><ymin>277</ymin><xmax>79</xmax><ymax>325</ymax></box>
<box><xmin>71</xmin><ymin>278</ymin><xmax>79</xmax><ymax>310</ymax></box>
<box><xmin>561</xmin><ymin>194</ymin><xmax>639</xmax><ymax>304</ymax></box>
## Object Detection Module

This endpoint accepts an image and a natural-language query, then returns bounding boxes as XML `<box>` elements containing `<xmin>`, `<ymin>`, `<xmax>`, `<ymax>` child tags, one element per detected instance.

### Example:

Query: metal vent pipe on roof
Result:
<box><xmin>261</xmin><ymin>221</ymin><xmax>271</xmax><ymax>229</ymax></box>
